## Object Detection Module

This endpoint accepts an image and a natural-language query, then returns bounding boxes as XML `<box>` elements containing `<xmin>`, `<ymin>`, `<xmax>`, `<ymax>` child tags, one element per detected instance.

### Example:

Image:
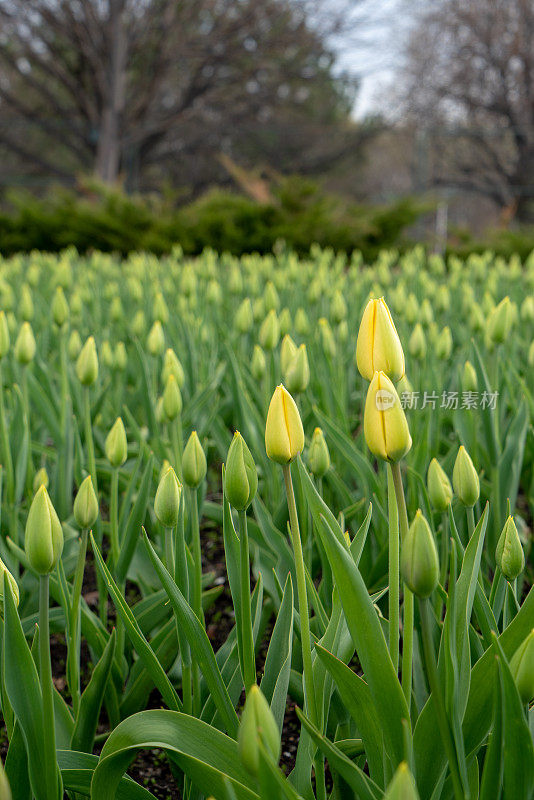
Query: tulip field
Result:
<box><xmin>0</xmin><ymin>245</ymin><xmax>533</xmax><ymax>800</ymax></box>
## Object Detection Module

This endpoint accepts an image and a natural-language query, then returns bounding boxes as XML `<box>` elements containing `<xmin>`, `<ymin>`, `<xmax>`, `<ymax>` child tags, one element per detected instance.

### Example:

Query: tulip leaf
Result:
<box><xmin>479</xmin><ymin>662</ymin><xmax>504</xmax><ymax>800</ymax></box>
<box><xmin>58</xmin><ymin>749</ymin><xmax>156</xmax><ymax>798</ymax></box>
<box><xmin>260</xmin><ymin>573</ymin><xmax>294</xmax><ymax>732</ymax></box>
<box><xmin>90</xmin><ymin>710</ymin><xmax>258</xmax><ymax>800</ymax></box>
<box><xmin>115</xmin><ymin>453</ymin><xmax>153</xmax><ymax>583</ymax></box>
<box><xmin>71</xmin><ymin>628</ymin><xmax>116</xmax><ymax>753</ymax></box>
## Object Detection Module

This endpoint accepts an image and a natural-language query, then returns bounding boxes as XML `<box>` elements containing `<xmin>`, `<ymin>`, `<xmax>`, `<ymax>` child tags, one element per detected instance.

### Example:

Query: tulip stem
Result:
<box><xmin>171</xmin><ymin>416</ymin><xmax>183</xmax><ymax>480</ymax></box>
<box><xmin>391</xmin><ymin>461</ymin><xmax>413</xmax><ymax>708</ymax></box>
<box><xmin>190</xmin><ymin>487</ymin><xmax>204</xmax><ymax>627</ymax></box>
<box><xmin>282</xmin><ymin>464</ymin><xmax>317</xmax><ymax>723</ymax></box>
<box><xmin>387</xmin><ymin>464</ymin><xmax>400</xmax><ymax>673</ymax></box>
<box><xmin>466</xmin><ymin>506</ymin><xmax>475</xmax><ymax>540</ymax></box>
<box><xmin>0</xmin><ymin>364</ymin><xmax>14</xmax><ymax>508</ymax></box>
<box><xmin>238</xmin><ymin>509</ymin><xmax>256</xmax><ymax>694</ymax></box>
<box><xmin>419</xmin><ymin>598</ymin><xmax>466</xmax><ymax>800</ymax></box>
<box><xmin>164</xmin><ymin>527</ymin><xmax>174</xmax><ymax>575</ymax></box>
<box><xmin>39</xmin><ymin>574</ymin><xmax>60</xmax><ymax>800</ymax></box>
<box><xmin>68</xmin><ymin>528</ymin><xmax>88</xmax><ymax>716</ymax></box>
<box><xmin>83</xmin><ymin>386</ymin><xmax>97</xmax><ymax>493</ymax></box>
<box><xmin>59</xmin><ymin>327</ymin><xmax>69</xmax><ymax>434</ymax></box>
<box><xmin>109</xmin><ymin>467</ymin><xmax>119</xmax><ymax>568</ymax></box>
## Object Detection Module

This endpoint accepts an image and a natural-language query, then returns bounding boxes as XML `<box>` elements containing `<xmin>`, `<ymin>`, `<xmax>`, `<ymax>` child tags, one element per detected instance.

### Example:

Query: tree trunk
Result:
<box><xmin>510</xmin><ymin>140</ymin><xmax>534</xmax><ymax>224</ymax></box>
<box><xmin>95</xmin><ymin>0</ymin><xmax>127</xmax><ymax>183</ymax></box>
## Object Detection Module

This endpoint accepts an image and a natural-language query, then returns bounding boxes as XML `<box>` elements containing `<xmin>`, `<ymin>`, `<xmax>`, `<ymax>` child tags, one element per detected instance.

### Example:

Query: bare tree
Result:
<box><xmin>0</xmin><ymin>0</ymin><xmax>366</xmax><ymax>193</ymax></box>
<box><xmin>400</xmin><ymin>0</ymin><xmax>534</xmax><ymax>222</ymax></box>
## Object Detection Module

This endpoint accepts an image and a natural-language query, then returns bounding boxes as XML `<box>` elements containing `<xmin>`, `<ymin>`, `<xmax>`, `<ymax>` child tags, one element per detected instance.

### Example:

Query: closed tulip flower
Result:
<box><xmin>251</xmin><ymin>345</ymin><xmax>266</xmax><ymax>381</ymax></box>
<box><xmin>401</xmin><ymin>510</ymin><xmax>439</xmax><ymax>598</ymax></box>
<box><xmin>68</xmin><ymin>329</ymin><xmax>82</xmax><ymax>361</ymax></box>
<box><xmin>280</xmin><ymin>334</ymin><xmax>298</xmax><ymax>376</ymax></box>
<box><xmin>52</xmin><ymin>287</ymin><xmax>69</xmax><ymax>328</ymax></box>
<box><xmin>409</xmin><ymin>323</ymin><xmax>426</xmax><ymax>360</ymax></box>
<box><xmin>76</xmin><ymin>336</ymin><xmax>98</xmax><ymax>385</ymax></box>
<box><xmin>14</xmin><ymin>322</ymin><xmax>36</xmax><ymax>365</ymax></box>
<box><xmin>259</xmin><ymin>310</ymin><xmax>280</xmax><ymax>351</ymax></box>
<box><xmin>383</xmin><ymin>762</ymin><xmax>420</xmax><ymax>800</ymax></box>
<box><xmin>435</xmin><ymin>326</ymin><xmax>452</xmax><ymax>360</ymax></box>
<box><xmin>308</xmin><ymin>427</ymin><xmax>330</xmax><ymax>478</ymax></box>
<box><xmin>73</xmin><ymin>475</ymin><xmax>99</xmax><ymax>530</ymax></box>
<box><xmin>0</xmin><ymin>312</ymin><xmax>9</xmax><ymax>359</ymax></box>
<box><xmin>265</xmin><ymin>384</ymin><xmax>304</xmax><ymax>464</ymax></box>
<box><xmin>285</xmin><ymin>344</ymin><xmax>310</xmax><ymax>394</ymax></box>
<box><xmin>235</xmin><ymin>299</ymin><xmax>253</xmax><ymax>334</ymax></box>
<box><xmin>238</xmin><ymin>685</ymin><xmax>280</xmax><ymax>776</ymax></box>
<box><xmin>25</xmin><ymin>486</ymin><xmax>64</xmax><ymax>575</ymax></box>
<box><xmin>462</xmin><ymin>361</ymin><xmax>478</xmax><ymax>393</ymax></box>
<box><xmin>154</xmin><ymin>466</ymin><xmax>182</xmax><ymax>529</ymax></box>
<box><xmin>356</xmin><ymin>297</ymin><xmax>405</xmax><ymax>382</ymax></box>
<box><xmin>364</xmin><ymin>371</ymin><xmax>412</xmax><ymax>462</ymax></box>
<box><xmin>295</xmin><ymin>307</ymin><xmax>310</xmax><ymax>335</ymax></box>
<box><xmin>427</xmin><ymin>458</ymin><xmax>453</xmax><ymax>512</ymax></box>
<box><xmin>105</xmin><ymin>417</ymin><xmax>127</xmax><ymax>467</ymax></box>
<box><xmin>162</xmin><ymin>348</ymin><xmax>185</xmax><ymax>388</ymax></box>
<box><xmin>0</xmin><ymin>558</ymin><xmax>19</xmax><ymax>612</ymax></box>
<box><xmin>496</xmin><ymin>515</ymin><xmax>524</xmax><ymax>581</ymax></box>
<box><xmin>486</xmin><ymin>296</ymin><xmax>513</xmax><ymax>345</ymax></box>
<box><xmin>182</xmin><ymin>431</ymin><xmax>207</xmax><ymax>488</ymax></box>
<box><xmin>163</xmin><ymin>374</ymin><xmax>182</xmax><ymax>421</ymax></box>
<box><xmin>225</xmin><ymin>432</ymin><xmax>257</xmax><ymax>511</ymax></box>
<box><xmin>452</xmin><ymin>446</ymin><xmax>479</xmax><ymax>507</ymax></box>
<box><xmin>147</xmin><ymin>321</ymin><xmax>165</xmax><ymax>356</ymax></box>
<box><xmin>279</xmin><ymin>308</ymin><xmax>292</xmax><ymax>337</ymax></box>
<box><xmin>510</xmin><ymin>630</ymin><xmax>534</xmax><ymax>704</ymax></box>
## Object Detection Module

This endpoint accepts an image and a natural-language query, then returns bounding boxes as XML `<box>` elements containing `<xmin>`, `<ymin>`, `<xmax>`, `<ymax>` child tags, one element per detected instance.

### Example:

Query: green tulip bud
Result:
<box><xmin>496</xmin><ymin>515</ymin><xmax>524</xmax><ymax>581</ymax></box>
<box><xmin>154</xmin><ymin>466</ymin><xmax>182</xmax><ymax>528</ymax></box>
<box><xmin>14</xmin><ymin>322</ymin><xmax>36</xmax><ymax>365</ymax></box>
<box><xmin>452</xmin><ymin>446</ymin><xmax>479</xmax><ymax>507</ymax></box>
<box><xmin>331</xmin><ymin>290</ymin><xmax>347</xmax><ymax>323</ymax></box>
<box><xmin>337</xmin><ymin>320</ymin><xmax>348</xmax><ymax>343</ymax></box>
<box><xmin>153</xmin><ymin>292</ymin><xmax>169</xmax><ymax>324</ymax></box>
<box><xmin>427</xmin><ymin>458</ymin><xmax>453</xmax><ymax>512</ymax></box>
<box><xmin>308</xmin><ymin>427</ymin><xmax>330</xmax><ymax>478</ymax></box>
<box><xmin>132</xmin><ymin>309</ymin><xmax>146</xmax><ymax>337</ymax></box>
<box><xmin>486</xmin><ymin>296</ymin><xmax>512</xmax><ymax>345</ymax></box>
<box><xmin>285</xmin><ymin>344</ymin><xmax>310</xmax><ymax>394</ymax></box>
<box><xmin>405</xmin><ymin>294</ymin><xmax>419</xmax><ymax>324</ymax></box>
<box><xmin>0</xmin><ymin>558</ymin><xmax>19</xmax><ymax>613</ymax></box>
<box><xmin>295</xmin><ymin>308</ymin><xmax>310</xmax><ymax>335</ymax></box>
<box><xmin>521</xmin><ymin>296</ymin><xmax>534</xmax><ymax>322</ymax></box>
<box><xmin>435</xmin><ymin>326</ymin><xmax>452</xmax><ymax>360</ymax></box>
<box><xmin>383</xmin><ymin>762</ymin><xmax>420</xmax><ymax>800</ymax></box>
<box><xmin>147</xmin><ymin>321</ymin><xmax>165</xmax><ymax>356</ymax></box>
<box><xmin>115</xmin><ymin>341</ymin><xmax>127</xmax><ymax>371</ymax></box>
<box><xmin>462</xmin><ymin>361</ymin><xmax>478</xmax><ymax>394</ymax></box>
<box><xmin>25</xmin><ymin>486</ymin><xmax>64</xmax><ymax>575</ymax></box>
<box><xmin>277</xmin><ymin>308</ymin><xmax>290</xmax><ymax>338</ymax></box>
<box><xmin>155</xmin><ymin>397</ymin><xmax>165</xmax><ymax>425</ymax></box>
<box><xmin>401</xmin><ymin>510</ymin><xmax>439</xmax><ymax>598</ymax></box>
<box><xmin>235</xmin><ymin>299</ymin><xmax>253</xmax><ymax>334</ymax></box>
<box><xmin>182</xmin><ymin>431</ymin><xmax>207</xmax><ymax>488</ymax></box>
<box><xmin>52</xmin><ymin>287</ymin><xmax>69</xmax><ymax>328</ymax></box>
<box><xmin>109</xmin><ymin>296</ymin><xmax>122</xmax><ymax>323</ymax></box>
<box><xmin>259</xmin><ymin>310</ymin><xmax>280</xmax><ymax>351</ymax></box>
<box><xmin>207</xmin><ymin>279</ymin><xmax>222</xmax><ymax>304</ymax></box>
<box><xmin>163</xmin><ymin>374</ymin><xmax>182</xmax><ymax>421</ymax></box>
<box><xmin>20</xmin><ymin>284</ymin><xmax>34</xmax><ymax>321</ymax></box>
<box><xmin>510</xmin><ymin>630</ymin><xmax>534</xmax><ymax>704</ymax></box>
<box><xmin>420</xmin><ymin>298</ymin><xmax>434</xmax><ymax>326</ymax></box>
<box><xmin>280</xmin><ymin>334</ymin><xmax>297</xmax><ymax>376</ymax></box>
<box><xmin>409</xmin><ymin>323</ymin><xmax>426</xmax><ymax>360</ymax></box>
<box><xmin>0</xmin><ymin>312</ymin><xmax>9</xmax><ymax>359</ymax></box>
<box><xmin>319</xmin><ymin>317</ymin><xmax>336</xmax><ymax>358</ymax></box>
<box><xmin>73</xmin><ymin>475</ymin><xmax>99</xmax><ymax>529</ymax></box>
<box><xmin>251</xmin><ymin>345</ymin><xmax>266</xmax><ymax>381</ymax></box>
<box><xmin>162</xmin><ymin>349</ymin><xmax>185</xmax><ymax>388</ymax></box>
<box><xmin>101</xmin><ymin>340</ymin><xmax>114</xmax><ymax>369</ymax></box>
<box><xmin>264</xmin><ymin>281</ymin><xmax>279</xmax><ymax>312</ymax></box>
<box><xmin>33</xmin><ymin>467</ymin><xmax>49</xmax><ymax>492</ymax></box>
<box><xmin>225</xmin><ymin>432</ymin><xmax>257</xmax><ymax>511</ymax></box>
<box><xmin>238</xmin><ymin>684</ymin><xmax>280</xmax><ymax>776</ymax></box>
<box><xmin>105</xmin><ymin>417</ymin><xmax>127</xmax><ymax>467</ymax></box>
<box><xmin>68</xmin><ymin>329</ymin><xmax>82</xmax><ymax>361</ymax></box>
<box><xmin>76</xmin><ymin>336</ymin><xmax>98</xmax><ymax>385</ymax></box>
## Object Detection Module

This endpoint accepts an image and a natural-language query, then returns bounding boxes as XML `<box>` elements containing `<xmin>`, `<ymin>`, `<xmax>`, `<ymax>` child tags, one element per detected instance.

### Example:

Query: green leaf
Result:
<box><xmin>143</xmin><ymin>529</ymin><xmax>240</xmax><ymax>737</ymax></box>
<box><xmin>260</xmin><ymin>574</ymin><xmax>294</xmax><ymax>732</ymax></box>
<box><xmin>71</xmin><ymin>629</ymin><xmax>116</xmax><ymax>752</ymax></box>
<box><xmin>58</xmin><ymin>750</ymin><xmax>156</xmax><ymax>798</ymax></box>
<box><xmin>115</xmin><ymin>454</ymin><xmax>154</xmax><ymax>583</ymax></box>
<box><xmin>91</xmin><ymin>710</ymin><xmax>258</xmax><ymax>800</ymax></box>
<box><xmin>479</xmin><ymin>662</ymin><xmax>503</xmax><ymax>800</ymax></box>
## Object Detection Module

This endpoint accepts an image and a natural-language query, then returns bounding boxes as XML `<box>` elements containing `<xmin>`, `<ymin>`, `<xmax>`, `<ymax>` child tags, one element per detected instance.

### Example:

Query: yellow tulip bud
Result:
<box><xmin>162</xmin><ymin>349</ymin><xmax>185</xmax><ymax>388</ymax></box>
<box><xmin>280</xmin><ymin>334</ymin><xmax>298</xmax><ymax>376</ymax></box>
<box><xmin>14</xmin><ymin>322</ymin><xmax>36</xmax><ymax>365</ymax></box>
<box><xmin>235</xmin><ymin>298</ymin><xmax>253</xmax><ymax>334</ymax></box>
<box><xmin>285</xmin><ymin>344</ymin><xmax>310</xmax><ymax>394</ymax></box>
<box><xmin>52</xmin><ymin>287</ymin><xmax>69</xmax><ymax>328</ymax></box>
<box><xmin>427</xmin><ymin>458</ymin><xmax>453</xmax><ymax>512</ymax></box>
<box><xmin>364</xmin><ymin>371</ymin><xmax>412</xmax><ymax>462</ymax></box>
<box><xmin>259</xmin><ymin>310</ymin><xmax>280</xmax><ymax>351</ymax></box>
<box><xmin>295</xmin><ymin>308</ymin><xmax>310</xmax><ymax>335</ymax></box>
<box><xmin>356</xmin><ymin>298</ymin><xmax>405</xmax><ymax>382</ymax></box>
<box><xmin>265</xmin><ymin>384</ymin><xmax>304</xmax><ymax>465</ymax></box>
<box><xmin>147</xmin><ymin>321</ymin><xmax>165</xmax><ymax>356</ymax></box>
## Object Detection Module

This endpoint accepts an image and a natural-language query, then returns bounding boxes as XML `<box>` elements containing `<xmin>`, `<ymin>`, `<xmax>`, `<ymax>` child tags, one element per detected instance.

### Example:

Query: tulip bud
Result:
<box><xmin>265</xmin><ymin>384</ymin><xmax>304</xmax><ymax>465</ymax></box>
<box><xmin>25</xmin><ymin>486</ymin><xmax>64</xmax><ymax>575</ymax></box>
<box><xmin>115</xmin><ymin>341</ymin><xmax>127</xmax><ymax>371</ymax></box>
<box><xmin>132</xmin><ymin>309</ymin><xmax>146</xmax><ymax>337</ymax></box>
<box><xmin>163</xmin><ymin>374</ymin><xmax>182</xmax><ymax>421</ymax></box>
<box><xmin>496</xmin><ymin>515</ymin><xmax>524</xmax><ymax>581</ymax></box>
<box><xmin>383</xmin><ymin>762</ymin><xmax>420</xmax><ymax>800</ymax></box>
<box><xmin>155</xmin><ymin>397</ymin><xmax>165</xmax><ymax>425</ymax></box>
<box><xmin>308</xmin><ymin>428</ymin><xmax>330</xmax><ymax>478</ymax></box>
<box><xmin>33</xmin><ymin>467</ymin><xmax>49</xmax><ymax>492</ymax></box>
<box><xmin>486</xmin><ymin>296</ymin><xmax>512</xmax><ymax>345</ymax></box>
<box><xmin>521</xmin><ymin>296</ymin><xmax>534</xmax><ymax>322</ymax></box>
<box><xmin>356</xmin><ymin>298</ymin><xmax>405</xmax><ymax>382</ymax></box>
<box><xmin>435</xmin><ymin>326</ymin><xmax>452</xmax><ymax>360</ymax></box>
<box><xmin>0</xmin><ymin>312</ymin><xmax>9</xmax><ymax>359</ymax></box>
<box><xmin>147</xmin><ymin>321</ymin><xmax>165</xmax><ymax>356</ymax></box>
<box><xmin>0</xmin><ymin>557</ymin><xmax>19</xmax><ymax>612</ymax></box>
<box><xmin>279</xmin><ymin>308</ymin><xmax>292</xmax><ymax>337</ymax></box>
<box><xmin>462</xmin><ymin>361</ymin><xmax>478</xmax><ymax>394</ymax></box>
<box><xmin>405</xmin><ymin>294</ymin><xmax>419</xmax><ymax>324</ymax></box>
<box><xmin>285</xmin><ymin>344</ymin><xmax>310</xmax><ymax>394</ymax></box>
<box><xmin>264</xmin><ymin>281</ymin><xmax>280</xmax><ymax>312</ymax></box>
<box><xmin>20</xmin><ymin>284</ymin><xmax>34</xmax><ymax>321</ymax></box>
<box><xmin>337</xmin><ymin>320</ymin><xmax>348</xmax><ymax>343</ymax></box>
<box><xmin>259</xmin><ymin>310</ymin><xmax>280</xmax><ymax>351</ymax></box>
<box><xmin>68</xmin><ymin>329</ymin><xmax>82</xmax><ymax>361</ymax></box>
<box><xmin>364</xmin><ymin>371</ymin><xmax>412</xmax><ymax>462</ymax></box>
<box><xmin>408</xmin><ymin>323</ymin><xmax>426</xmax><ymax>360</ymax></box>
<box><xmin>510</xmin><ymin>630</ymin><xmax>534</xmax><ymax>704</ymax></box>
<box><xmin>251</xmin><ymin>345</ymin><xmax>266</xmax><ymax>381</ymax></box>
<box><xmin>182</xmin><ymin>431</ymin><xmax>207</xmax><ymax>488</ymax></box>
<box><xmin>427</xmin><ymin>458</ymin><xmax>453</xmax><ymax>512</ymax></box>
<box><xmin>280</xmin><ymin>334</ymin><xmax>298</xmax><ymax>376</ymax></box>
<box><xmin>331</xmin><ymin>290</ymin><xmax>347</xmax><ymax>323</ymax></box>
<box><xmin>52</xmin><ymin>287</ymin><xmax>69</xmax><ymax>328</ymax></box>
<box><xmin>105</xmin><ymin>417</ymin><xmax>127</xmax><ymax>467</ymax></box>
<box><xmin>452</xmin><ymin>446</ymin><xmax>479</xmax><ymax>507</ymax></box>
<box><xmin>207</xmin><ymin>279</ymin><xmax>222</xmax><ymax>305</ymax></box>
<box><xmin>401</xmin><ymin>510</ymin><xmax>439</xmax><ymax>598</ymax></box>
<box><xmin>238</xmin><ymin>684</ymin><xmax>280</xmax><ymax>776</ymax></box>
<box><xmin>73</xmin><ymin>475</ymin><xmax>99</xmax><ymax>530</ymax></box>
<box><xmin>154</xmin><ymin>466</ymin><xmax>182</xmax><ymax>528</ymax></box>
<box><xmin>14</xmin><ymin>322</ymin><xmax>36</xmax><ymax>365</ymax></box>
<box><xmin>319</xmin><ymin>317</ymin><xmax>336</xmax><ymax>358</ymax></box>
<box><xmin>225</xmin><ymin>432</ymin><xmax>258</xmax><ymax>510</ymax></box>
<box><xmin>295</xmin><ymin>308</ymin><xmax>310</xmax><ymax>335</ymax></box>
<box><xmin>76</xmin><ymin>336</ymin><xmax>98</xmax><ymax>385</ymax></box>
<box><xmin>153</xmin><ymin>292</ymin><xmax>169</xmax><ymax>324</ymax></box>
<box><xmin>162</xmin><ymin>349</ymin><xmax>185</xmax><ymax>388</ymax></box>
<box><xmin>420</xmin><ymin>298</ymin><xmax>434</xmax><ymax>326</ymax></box>
<box><xmin>235</xmin><ymin>299</ymin><xmax>253</xmax><ymax>334</ymax></box>
<box><xmin>101</xmin><ymin>340</ymin><xmax>114</xmax><ymax>369</ymax></box>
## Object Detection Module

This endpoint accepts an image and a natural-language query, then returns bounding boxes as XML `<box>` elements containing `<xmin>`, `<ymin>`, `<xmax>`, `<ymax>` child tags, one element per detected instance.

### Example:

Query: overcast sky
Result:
<box><xmin>338</xmin><ymin>0</ymin><xmax>416</xmax><ymax>118</ymax></box>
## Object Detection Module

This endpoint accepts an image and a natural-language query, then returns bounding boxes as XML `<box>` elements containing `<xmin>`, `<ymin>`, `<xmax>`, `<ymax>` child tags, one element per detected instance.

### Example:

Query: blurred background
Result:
<box><xmin>0</xmin><ymin>0</ymin><xmax>532</xmax><ymax>258</ymax></box>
